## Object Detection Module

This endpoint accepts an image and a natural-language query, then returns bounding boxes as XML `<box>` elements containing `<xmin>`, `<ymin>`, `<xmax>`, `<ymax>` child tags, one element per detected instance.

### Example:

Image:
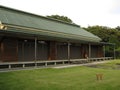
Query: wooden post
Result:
<box><xmin>103</xmin><ymin>45</ymin><xmax>105</xmax><ymax>58</ymax></box>
<box><xmin>89</xmin><ymin>43</ymin><xmax>91</xmax><ymax>58</ymax></box>
<box><xmin>88</xmin><ymin>43</ymin><xmax>91</xmax><ymax>62</ymax></box>
<box><xmin>22</xmin><ymin>42</ymin><xmax>24</xmax><ymax>61</ymax></box>
<box><xmin>0</xmin><ymin>42</ymin><xmax>1</xmax><ymax>61</ymax></box>
<box><xmin>35</xmin><ymin>37</ymin><xmax>37</xmax><ymax>66</ymax></box>
<box><xmin>68</xmin><ymin>42</ymin><xmax>70</xmax><ymax>63</ymax></box>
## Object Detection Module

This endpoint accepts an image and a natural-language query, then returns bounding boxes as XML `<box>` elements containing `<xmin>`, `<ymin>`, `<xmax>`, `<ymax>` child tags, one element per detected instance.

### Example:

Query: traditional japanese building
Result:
<box><xmin>0</xmin><ymin>5</ymin><xmax>106</xmax><ymax>63</ymax></box>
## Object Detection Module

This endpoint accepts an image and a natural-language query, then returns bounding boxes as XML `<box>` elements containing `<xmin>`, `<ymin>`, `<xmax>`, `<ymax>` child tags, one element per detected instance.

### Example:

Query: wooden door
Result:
<box><xmin>2</xmin><ymin>38</ymin><xmax>18</xmax><ymax>62</ymax></box>
<box><xmin>48</xmin><ymin>41</ymin><xmax>57</xmax><ymax>60</ymax></box>
<box><xmin>81</xmin><ymin>44</ymin><xmax>88</xmax><ymax>58</ymax></box>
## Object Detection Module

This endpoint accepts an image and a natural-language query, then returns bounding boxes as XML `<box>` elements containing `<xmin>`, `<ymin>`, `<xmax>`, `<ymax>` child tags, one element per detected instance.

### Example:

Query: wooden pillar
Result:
<box><xmin>49</xmin><ymin>41</ymin><xmax>57</xmax><ymax>60</ymax></box>
<box><xmin>103</xmin><ymin>45</ymin><xmax>105</xmax><ymax>57</ymax></box>
<box><xmin>0</xmin><ymin>42</ymin><xmax>3</xmax><ymax>61</ymax></box>
<box><xmin>113</xmin><ymin>44</ymin><xmax>116</xmax><ymax>59</ymax></box>
<box><xmin>35</xmin><ymin>37</ymin><xmax>37</xmax><ymax>65</ymax></box>
<box><xmin>0</xmin><ymin>38</ymin><xmax>4</xmax><ymax>61</ymax></box>
<box><xmin>22</xmin><ymin>42</ymin><xmax>24</xmax><ymax>61</ymax></box>
<box><xmin>67</xmin><ymin>42</ymin><xmax>70</xmax><ymax>62</ymax></box>
<box><xmin>0</xmin><ymin>42</ymin><xmax>1</xmax><ymax>61</ymax></box>
<box><xmin>89</xmin><ymin>43</ymin><xmax>91</xmax><ymax>58</ymax></box>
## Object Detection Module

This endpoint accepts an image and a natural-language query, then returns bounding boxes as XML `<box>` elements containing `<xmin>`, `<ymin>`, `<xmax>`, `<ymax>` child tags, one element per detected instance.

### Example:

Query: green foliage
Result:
<box><xmin>116</xmin><ymin>26</ymin><xmax>120</xmax><ymax>31</ymax></box>
<box><xmin>46</xmin><ymin>15</ymin><xmax>73</xmax><ymax>24</ymax></box>
<box><xmin>116</xmin><ymin>47</ymin><xmax>120</xmax><ymax>51</ymax></box>
<box><xmin>83</xmin><ymin>25</ymin><xmax>120</xmax><ymax>57</ymax></box>
<box><xmin>83</xmin><ymin>25</ymin><xmax>120</xmax><ymax>58</ymax></box>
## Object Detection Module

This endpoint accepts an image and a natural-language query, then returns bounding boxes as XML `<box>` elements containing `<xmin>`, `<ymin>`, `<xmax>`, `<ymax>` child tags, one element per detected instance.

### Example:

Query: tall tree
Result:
<box><xmin>46</xmin><ymin>15</ymin><xmax>73</xmax><ymax>24</ymax></box>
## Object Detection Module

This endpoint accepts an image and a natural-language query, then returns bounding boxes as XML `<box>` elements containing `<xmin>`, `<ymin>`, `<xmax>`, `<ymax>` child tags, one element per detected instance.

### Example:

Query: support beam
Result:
<box><xmin>35</xmin><ymin>37</ymin><xmax>37</xmax><ymax>66</ymax></box>
<box><xmin>88</xmin><ymin>43</ymin><xmax>91</xmax><ymax>58</ymax></box>
<box><xmin>22</xmin><ymin>42</ymin><xmax>24</xmax><ymax>61</ymax></box>
<box><xmin>67</xmin><ymin>42</ymin><xmax>70</xmax><ymax>63</ymax></box>
<box><xmin>0</xmin><ymin>42</ymin><xmax>3</xmax><ymax>61</ymax></box>
<box><xmin>9</xmin><ymin>64</ymin><xmax>11</xmax><ymax>69</ymax></box>
<box><xmin>103</xmin><ymin>45</ymin><xmax>105</xmax><ymax>58</ymax></box>
<box><xmin>0</xmin><ymin>42</ymin><xmax>1</xmax><ymax>61</ymax></box>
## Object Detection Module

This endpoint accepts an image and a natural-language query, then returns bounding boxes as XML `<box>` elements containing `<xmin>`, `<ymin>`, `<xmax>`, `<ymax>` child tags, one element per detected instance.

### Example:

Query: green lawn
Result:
<box><xmin>0</xmin><ymin>60</ymin><xmax>120</xmax><ymax>90</ymax></box>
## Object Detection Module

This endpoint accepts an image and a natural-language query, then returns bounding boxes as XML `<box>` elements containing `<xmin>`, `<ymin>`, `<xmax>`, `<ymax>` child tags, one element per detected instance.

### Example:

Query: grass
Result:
<box><xmin>88</xmin><ymin>59</ymin><xmax>120</xmax><ymax>69</ymax></box>
<box><xmin>0</xmin><ymin>60</ymin><xmax>120</xmax><ymax>90</ymax></box>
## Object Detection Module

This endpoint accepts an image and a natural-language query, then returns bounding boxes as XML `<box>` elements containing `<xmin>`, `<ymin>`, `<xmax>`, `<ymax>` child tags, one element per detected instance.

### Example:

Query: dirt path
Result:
<box><xmin>53</xmin><ymin>60</ymin><xmax>112</xmax><ymax>69</ymax></box>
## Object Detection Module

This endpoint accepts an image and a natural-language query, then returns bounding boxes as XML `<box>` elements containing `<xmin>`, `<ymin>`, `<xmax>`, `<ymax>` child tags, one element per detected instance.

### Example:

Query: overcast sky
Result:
<box><xmin>0</xmin><ymin>0</ymin><xmax>120</xmax><ymax>28</ymax></box>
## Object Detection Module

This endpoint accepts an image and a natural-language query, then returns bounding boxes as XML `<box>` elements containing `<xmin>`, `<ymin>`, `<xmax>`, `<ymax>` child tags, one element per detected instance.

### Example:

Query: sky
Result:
<box><xmin>0</xmin><ymin>0</ymin><xmax>120</xmax><ymax>28</ymax></box>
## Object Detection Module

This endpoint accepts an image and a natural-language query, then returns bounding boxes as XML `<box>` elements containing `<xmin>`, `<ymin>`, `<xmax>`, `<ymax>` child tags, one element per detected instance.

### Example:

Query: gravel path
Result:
<box><xmin>53</xmin><ymin>60</ymin><xmax>112</xmax><ymax>69</ymax></box>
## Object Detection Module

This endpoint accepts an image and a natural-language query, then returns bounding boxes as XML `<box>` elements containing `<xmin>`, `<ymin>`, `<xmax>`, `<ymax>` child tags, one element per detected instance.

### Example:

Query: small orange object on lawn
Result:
<box><xmin>96</xmin><ymin>74</ymin><xmax>103</xmax><ymax>80</ymax></box>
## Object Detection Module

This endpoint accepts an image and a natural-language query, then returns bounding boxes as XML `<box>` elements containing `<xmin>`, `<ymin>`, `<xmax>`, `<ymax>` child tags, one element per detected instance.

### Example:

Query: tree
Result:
<box><xmin>46</xmin><ymin>15</ymin><xmax>73</xmax><ymax>24</ymax></box>
<box><xmin>115</xmin><ymin>26</ymin><xmax>120</xmax><ymax>31</ymax></box>
<box><xmin>83</xmin><ymin>26</ymin><xmax>111</xmax><ymax>42</ymax></box>
<box><xmin>83</xmin><ymin>25</ymin><xmax>120</xmax><ymax>58</ymax></box>
<box><xmin>83</xmin><ymin>25</ymin><xmax>120</xmax><ymax>48</ymax></box>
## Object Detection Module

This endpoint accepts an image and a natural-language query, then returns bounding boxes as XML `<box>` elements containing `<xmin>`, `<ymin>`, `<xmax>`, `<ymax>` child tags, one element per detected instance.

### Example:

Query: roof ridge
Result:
<box><xmin>0</xmin><ymin>5</ymin><xmax>80</xmax><ymax>27</ymax></box>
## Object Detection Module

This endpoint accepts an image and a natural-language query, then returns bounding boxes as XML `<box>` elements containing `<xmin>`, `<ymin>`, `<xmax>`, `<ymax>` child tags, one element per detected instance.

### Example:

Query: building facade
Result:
<box><xmin>0</xmin><ymin>6</ymin><xmax>104</xmax><ymax>62</ymax></box>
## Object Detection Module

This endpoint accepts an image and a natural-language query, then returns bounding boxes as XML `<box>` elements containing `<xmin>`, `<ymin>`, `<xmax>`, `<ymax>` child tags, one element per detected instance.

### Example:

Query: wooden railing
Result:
<box><xmin>0</xmin><ymin>57</ymin><xmax>113</xmax><ymax>70</ymax></box>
